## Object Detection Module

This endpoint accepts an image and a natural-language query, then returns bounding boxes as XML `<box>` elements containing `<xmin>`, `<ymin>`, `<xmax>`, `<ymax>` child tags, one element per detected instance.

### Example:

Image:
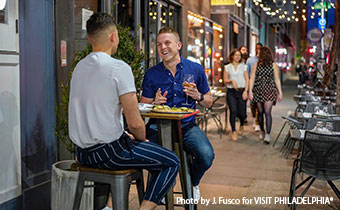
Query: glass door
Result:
<box><xmin>0</xmin><ymin>0</ymin><xmax>21</xmax><ymax>205</ymax></box>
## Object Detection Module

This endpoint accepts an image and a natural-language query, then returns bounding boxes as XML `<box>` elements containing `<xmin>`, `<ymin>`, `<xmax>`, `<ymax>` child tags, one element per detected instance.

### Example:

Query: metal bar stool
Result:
<box><xmin>71</xmin><ymin>162</ymin><xmax>144</xmax><ymax>210</ymax></box>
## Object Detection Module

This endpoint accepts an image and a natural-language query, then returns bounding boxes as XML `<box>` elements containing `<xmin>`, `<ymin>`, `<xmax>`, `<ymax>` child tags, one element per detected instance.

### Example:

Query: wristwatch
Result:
<box><xmin>198</xmin><ymin>94</ymin><xmax>204</xmax><ymax>102</ymax></box>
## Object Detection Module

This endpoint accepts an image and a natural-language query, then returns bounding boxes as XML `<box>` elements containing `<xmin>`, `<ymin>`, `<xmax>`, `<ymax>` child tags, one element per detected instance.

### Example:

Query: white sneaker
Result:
<box><xmin>264</xmin><ymin>134</ymin><xmax>271</xmax><ymax>144</ymax></box>
<box><xmin>193</xmin><ymin>185</ymin><xmax>200</xmax><ymax>201</ymax></box>
<box><xmin>259</xmin><ymin>131</ymin><xmax>265</xmax><ymax>140</ymax></box>
<box><xmin>254</xmin><ymin>125</ymin><xmax>261</xmax><ymax>132</ymax></box>
<box><xmin>102</xmin><ymin>206</ymin><xmax>112</xmax><ymax>210</ymax></box>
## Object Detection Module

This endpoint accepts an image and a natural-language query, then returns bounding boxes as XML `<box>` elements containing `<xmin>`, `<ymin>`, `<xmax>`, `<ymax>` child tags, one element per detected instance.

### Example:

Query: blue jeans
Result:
<box><xmin>146</xmin><ymin>121</ymin><xmax>215</xmax><ymax>186</ymax></box>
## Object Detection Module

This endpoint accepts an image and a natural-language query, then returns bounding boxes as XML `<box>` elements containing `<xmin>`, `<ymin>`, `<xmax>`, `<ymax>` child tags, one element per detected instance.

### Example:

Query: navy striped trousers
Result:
<box><xmin>76</xmin><ymin>132</ymin><xmax>180</xmax><ymax>204</ymax></box>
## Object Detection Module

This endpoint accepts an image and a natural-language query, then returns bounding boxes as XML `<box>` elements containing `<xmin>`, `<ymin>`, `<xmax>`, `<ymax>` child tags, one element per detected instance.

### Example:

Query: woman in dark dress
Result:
<box><xmin>248</xmin><ymin>46</ymin><xmax>283</xmax><ymax>144</ymax></box>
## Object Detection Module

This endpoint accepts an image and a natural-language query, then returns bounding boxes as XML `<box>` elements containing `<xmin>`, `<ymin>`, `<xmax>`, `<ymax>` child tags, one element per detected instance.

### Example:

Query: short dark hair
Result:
<box><xmin>239</xmin><ymin>45</ymin><xmax>247</xmax><ymax>51</ymax></box>
<box><xmin>256</xmin><ymin>42</ymin><xmax>263</xmax><ymax>47</ymax></box>
<box><xmin>86</xmin><ymin>12</ymin><xmax>116</xmax><ymax>37</ymax></box>
<box><xmin>158</xmin><ymin>27</ymin><xmax>180</xmax><ymax>42</ymax></box>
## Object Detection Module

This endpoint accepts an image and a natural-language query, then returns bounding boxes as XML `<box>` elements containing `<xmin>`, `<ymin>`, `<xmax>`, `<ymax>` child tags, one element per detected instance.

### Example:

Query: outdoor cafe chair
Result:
<box><xmin>305</xmin><ymin>103</ymin><xmax>335</xmax><ymax>114</ymax></box>
<box><xmin>274</xmin><ymin>114</ymin><xmax>304</xmax><ymax>149</ymax></box>
<box><xmin>288</xmin><ymin>131</ymin><xmax>340</xmax><ymax>210</ymax></box>
<box><xmin>280</xmin><ymin>117</ymin><xmax>340</xmax><ymax>159</ymax></box>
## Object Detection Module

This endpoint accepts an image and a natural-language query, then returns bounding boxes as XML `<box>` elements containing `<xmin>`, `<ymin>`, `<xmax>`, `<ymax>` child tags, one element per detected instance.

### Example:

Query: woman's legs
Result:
<box><xmin>236</xmin><ymin>94</ymin><xmax>246</xmax><ymax>126</ymax></box>
<box><xmin>257</xmin><ymin>101</ymin><xmax>274</xmax><ymax>134</ymax></box>
<box><xmin>257</xmin><ymin>102</ymin><xmax>265</xmax><ymax>132</ymax></box>
<box><xmin>227</xmin><ymin>90</ymin><xmax>238</xmax><ymax>132</ymax></box>
<box><xmin>263</xmin><ymin>101</ymin><xmax>274</xmax><ymax>134</ymax></box>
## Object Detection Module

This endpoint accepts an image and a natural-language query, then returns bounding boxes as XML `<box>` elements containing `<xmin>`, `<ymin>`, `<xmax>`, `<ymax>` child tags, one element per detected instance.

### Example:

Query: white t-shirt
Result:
<box><xmin>69</xmin><ymin>52</ymin><xmax>136</xmax><ymax>148</ymax></box>
<box><xmin>225</xmin><ymin>63</ymin><xmax>247</xmax><ymax>89</ymax></box>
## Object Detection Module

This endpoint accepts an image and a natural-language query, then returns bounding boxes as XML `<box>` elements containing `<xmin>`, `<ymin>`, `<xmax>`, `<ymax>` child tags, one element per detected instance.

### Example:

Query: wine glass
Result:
<box><xmin>182</xmin><ymin>74</ymin><xmax>195</xmax><ymax>105</ymax></box>
<box><xmin>314</xmin><ymin>121</ymin><xmax>323</xmax><ymax>131</ymax></box>
<box><xmin>322</xmin><ymin>106</ymin><xmax>328</xmax><ymax>114</ymax></box>
<box><xmin>326</xmin><ymin>122</ymin><xmax>333</xmax><ymax>132</ymax></box>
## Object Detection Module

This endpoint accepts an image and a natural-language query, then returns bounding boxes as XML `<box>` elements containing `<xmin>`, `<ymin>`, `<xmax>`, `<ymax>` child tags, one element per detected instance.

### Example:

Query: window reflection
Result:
<box><xmin>187</xmin><ymin>12</ymin><xmax>204</xmax><ymax>65</ymax></box>
<box><xmin>205</xmin><ymin>23</ymin><xmax>213</xmax><ymax>85</ymax></box>
<box><xmin>160</xmin><ymin>4</ymin><xmax>167</xmax><ymax>28</ymax></box>
<box><xmin>212</xmin><ymin>24</ymin><xmax>224</xmax><ymax>86</ymax></box>
<box><xmin>188</xmin><ymin>11</ymin><xmax>224</xmax><ymax>87</ymax></box>
<box><xmin>149</xmin><ymin>0</ymin><xmax>158</xmax><ymax>67</ymax></box>
<box><xmin>169</xmin><ymin>6</ymin><xmax>177</xmax><ymax>30</ymax></box>
<box><xmin>118</xmin><ymin>0</ymin><xmax>134</xmax><ymax>30</ymax></box>
<box><xmin>0</xmin><ymin>0</ymin><xmax>7</xmax><ymax>24</ymax></box>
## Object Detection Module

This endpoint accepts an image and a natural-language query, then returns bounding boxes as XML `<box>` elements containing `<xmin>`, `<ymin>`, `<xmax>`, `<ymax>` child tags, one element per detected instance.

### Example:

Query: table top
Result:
<box><xmin>141</xmin><ymin>110</ymin><xmax>200</xmax><ymax>120</ymax></box>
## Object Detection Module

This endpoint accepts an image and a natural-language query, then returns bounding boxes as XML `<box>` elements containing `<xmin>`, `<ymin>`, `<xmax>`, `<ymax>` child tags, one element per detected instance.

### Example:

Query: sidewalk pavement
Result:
<box><xmin>129</xmin><ymin>76</ymin><xmax>340</xmax><ymax>210</ymax></box>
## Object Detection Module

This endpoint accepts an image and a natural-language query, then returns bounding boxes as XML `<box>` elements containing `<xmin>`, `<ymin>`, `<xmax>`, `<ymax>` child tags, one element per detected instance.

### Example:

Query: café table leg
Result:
<box><xmin>158</xmin><ymin>120</ymin><xmax>174</xmax><ymax>210</ymax></box>
<box><xmin>174</xmin><ymin>121</ymin><xmax>195</xmax><ymax>210</ymax></box>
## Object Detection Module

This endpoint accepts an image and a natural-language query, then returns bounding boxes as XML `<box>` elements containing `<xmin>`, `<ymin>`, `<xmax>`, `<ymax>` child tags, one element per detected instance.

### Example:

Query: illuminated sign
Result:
<box><xmin>211</xmin><ymin>0</ymin><xmax>235</xmax><ymax>5</ymax></box>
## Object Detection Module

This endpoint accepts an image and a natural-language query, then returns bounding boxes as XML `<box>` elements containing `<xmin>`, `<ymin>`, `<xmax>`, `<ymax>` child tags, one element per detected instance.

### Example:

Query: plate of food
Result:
<box><xmin>152</xmin><ymin>105</ymin><xmax>195</xmax><ymax>114</ymax></box>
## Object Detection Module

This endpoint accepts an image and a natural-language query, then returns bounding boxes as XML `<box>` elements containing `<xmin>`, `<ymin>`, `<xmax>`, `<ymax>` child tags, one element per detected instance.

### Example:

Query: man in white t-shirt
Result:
<box><xmin>69</xmin><ymin>13</ymin><xmax>179</xmax><ymax>210</ymax></box>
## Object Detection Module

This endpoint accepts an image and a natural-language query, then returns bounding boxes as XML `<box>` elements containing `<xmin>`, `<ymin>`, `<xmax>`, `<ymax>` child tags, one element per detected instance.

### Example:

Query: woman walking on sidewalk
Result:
<box><xmin>224</xmin><ymin>49</ymin><xmax>249</xmax><ymax>141</ymax></box>
<box><xmin>249</xmin><ymin>46</ymin><xmax>283</xmax><ymax>144</ymax></box>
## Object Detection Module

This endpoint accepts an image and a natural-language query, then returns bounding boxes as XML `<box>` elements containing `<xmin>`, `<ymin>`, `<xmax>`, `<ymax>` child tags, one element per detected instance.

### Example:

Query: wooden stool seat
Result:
<box><xmin>70</xmin><ymin>162</ymin><xmax>136</xmax><ymax>175</ymax></box>
<box><xmin>71</xmin><ymin>162</ymin><xmax>144</xmax><ymax>210</ymax></box>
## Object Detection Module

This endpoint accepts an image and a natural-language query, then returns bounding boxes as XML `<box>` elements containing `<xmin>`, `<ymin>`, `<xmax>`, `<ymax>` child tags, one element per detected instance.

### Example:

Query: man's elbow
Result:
<box><xmin>128</xmin><ymin>120</ymin><xmax>145</xmax><ymax>131</ymax></box>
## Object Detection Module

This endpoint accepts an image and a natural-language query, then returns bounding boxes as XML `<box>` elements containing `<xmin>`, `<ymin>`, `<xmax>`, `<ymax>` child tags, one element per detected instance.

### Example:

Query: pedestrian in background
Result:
<box><xmin>224</xmin><ymin>49</ymin><xmax>249</xmax><ymax>141</ymax></box>
<box><xmin>249</xmin><ymin>46</ymin><xmax>283</xmax><ymax>144</ymax></box>
<box><xmin>246</xmin><ymin>43</ymin><xmax>263</xmax><ymax>132</ymax></box>
<box><xmin>239</xmin><ymin>45</ymin><xmax>249</xmax><ymax>124</ymax></box>
<box><xmin>239</xmin><ymin>45</ymin><xmax>248</xmax><ymax>64</ymax></box>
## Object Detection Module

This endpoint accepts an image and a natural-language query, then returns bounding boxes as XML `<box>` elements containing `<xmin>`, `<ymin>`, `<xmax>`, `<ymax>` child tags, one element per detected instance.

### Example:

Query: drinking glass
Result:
<box><xmin>182</xmin><ymin>74</ymin><xmax>194</xmax><ymax>105</ymax></box>
<box><xmin>325</xmin><ymin>122</ymin><xmax>333</xmax><ymax>132</ymax></box>
<box><xmin>322</xmin><ymin>106</ymin><xmax>328</xmax><ymax>114</ymax></box>
<box><xmin>314</xmin><ymin>121</ymin><xmax>323</xmax><ymax>131</ymax></box>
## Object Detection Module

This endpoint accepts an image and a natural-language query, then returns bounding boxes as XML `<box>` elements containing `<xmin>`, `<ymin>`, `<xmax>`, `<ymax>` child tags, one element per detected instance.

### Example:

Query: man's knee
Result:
<box><xmin>197</xmin><ymin>146</ymin><xmax>215</xmax><ymax>169</ymax></box>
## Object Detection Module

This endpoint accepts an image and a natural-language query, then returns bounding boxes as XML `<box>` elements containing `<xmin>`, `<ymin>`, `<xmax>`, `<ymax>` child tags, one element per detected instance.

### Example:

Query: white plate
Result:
<box><xmin>138</xmin><ymin>103</ymin><xmax>154</xmax><ymax>113</ymax></box>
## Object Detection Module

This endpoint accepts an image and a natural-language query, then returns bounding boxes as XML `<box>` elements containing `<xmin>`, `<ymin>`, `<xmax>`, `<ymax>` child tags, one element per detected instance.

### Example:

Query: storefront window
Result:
<box><xmin>118</xmin><ymin>0</ymin><xmax>135</xmax><ymax>30</ymax></box>
<box><xmin>204</xmin><ymin>22</ymin><xmax>213</xmax><ymax>86</ymax></box>
<box><xmin>212</xmin><ymin>24</ymin><xmax>224</xmax><ymax>86</ymax></box>
<box><xmin>143</xmin><ymin>0</ymin><xmax>180</xmax><ymax>68</ymax></box>
<box><xmin>0</xmin><ymin>0</ymin><xmax>7</xmax><ymax>24</ymax></box>
<box><xmin>169</xmin><ymin>6</ymin><xmax>177</xmax><ymax>31</ymax></box>
<box><xmin>188</xmin><ymin>12</ymin><xmax>224</xmax><ymax>86</ymax></box>
<box><xmin>187</xmin><ymin>12</ymin><xmax>204</xmax><ymax>65</ymax></box>
<box><xmin>148</xmin><ymin>0</ymin><xmax>158</xmax><ymax>67</ymax></box>
<box><xmin>160</xmin><ymin>4</ymin><xmax>167</xmax><ymax>29</ymax></box>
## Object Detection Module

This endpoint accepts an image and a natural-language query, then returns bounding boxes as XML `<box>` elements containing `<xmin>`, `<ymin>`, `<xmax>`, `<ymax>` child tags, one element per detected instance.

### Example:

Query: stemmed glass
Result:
<box><xmin>326</xmin><ymin>122</ymin><xmax>333</xmax><ymax>132</ymax></box>
<box><xmin>322</xmin><ymin>106</ymin><xmax>328</xmax><ymax>114</ymax></box>
<box><xmin>182</xmin><ymin>74</ymin><xmax>194</xmax><ymax>105</ymax></box>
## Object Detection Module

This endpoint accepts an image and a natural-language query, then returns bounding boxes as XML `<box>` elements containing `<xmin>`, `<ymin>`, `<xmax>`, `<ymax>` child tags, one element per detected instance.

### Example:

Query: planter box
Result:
<box><xmin>51</xmin><ymin>160</ymin><xmax>93</xmax><ymax>210</ymax></box>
